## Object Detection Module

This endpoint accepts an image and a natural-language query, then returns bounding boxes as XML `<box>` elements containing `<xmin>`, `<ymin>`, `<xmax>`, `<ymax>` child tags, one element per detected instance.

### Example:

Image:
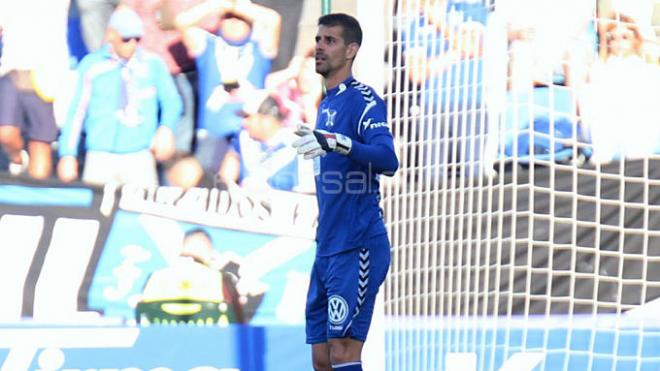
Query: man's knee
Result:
<box><xmin>328</xmin><ymin>338</ymin><xmax>363</xmax><ymax>365</ymax></box>
<box><xmin>0</xmin><ymin>126</ymin><xmax>21</xmax><ymax>147</ymax></box>
<box><xmin>312</xmin><ymin>357</ymin><xmax>332</xmax><ymax>371</ymax></box>
<box><xmin>27</xmin><ymin>140</ymin><xmax>53</xmax><ymax>179</ymax></box>
<box><xmin>312</xmin><ymin>343</ymin><xmax>332</xmax><ymax>371</ymax></box>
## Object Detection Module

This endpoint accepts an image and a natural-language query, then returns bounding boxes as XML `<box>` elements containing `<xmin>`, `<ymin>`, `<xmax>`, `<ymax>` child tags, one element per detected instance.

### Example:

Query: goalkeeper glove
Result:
<box><xmin>293</xmin><ymin>125</ymin><xmax>352</xmax><ymax>160</ymax></box>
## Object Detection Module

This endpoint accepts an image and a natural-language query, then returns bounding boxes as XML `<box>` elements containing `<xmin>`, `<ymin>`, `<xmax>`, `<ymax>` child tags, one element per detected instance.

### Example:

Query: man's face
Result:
<box><xmin>243</xmin><ymin>114</ymin><xmax>275</xmax><ymax>142</ymax></box>
<box><xmin>314</xmin><ymin>25</ymin><xmax>350</xmax><ymax>77</ymax></box>
<box><xmin>181</xmin><ymin>233</ymin><xmax>213</xmax><ymax>264</ymax></box>
<box><xmin>109</xmin><ymin>30</ymin><xmax>140</xmax><ymax>60</ymax></box>
<box><xmin>605</xmin><ymin>22</ymin><xmax>640</xmax><ymax>57</ymax></box>
<box><xmin>220</xmin><ymin>15</ymin><xmax>252</xmax><ymax>42</ymax></box>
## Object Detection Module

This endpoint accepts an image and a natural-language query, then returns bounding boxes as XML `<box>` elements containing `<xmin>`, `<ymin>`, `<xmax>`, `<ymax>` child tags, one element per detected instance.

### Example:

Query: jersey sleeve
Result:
<box><xmin>356</xmin><ymin>95</ymin><xmax>393</xmax><ymax>144</ymax></box>
<box><xmin>349</xmin><ymin>93</ymin><xmax>398</xmax><ymax>175</ymax></box>
<box><xmin>58</xmin><ymin>55</ymin><xmax>96</xmax><ymax>157</ymax></box>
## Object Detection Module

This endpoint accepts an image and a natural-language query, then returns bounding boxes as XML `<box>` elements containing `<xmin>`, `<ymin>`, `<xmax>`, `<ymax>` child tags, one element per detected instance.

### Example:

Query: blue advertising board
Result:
<box><xmin>0</xmin><ymin>324</ymin><xmax>309</xmax><ymax>370</ymax></box>
<box><xmin>2</xmin><ymin>319</ymin><xmax>660</xmax><ymax>371</ymax></box>
<box><xmin>385</xmin><ymin>316</ymin><xmax>660</xmax><ymax>371</ymax></box>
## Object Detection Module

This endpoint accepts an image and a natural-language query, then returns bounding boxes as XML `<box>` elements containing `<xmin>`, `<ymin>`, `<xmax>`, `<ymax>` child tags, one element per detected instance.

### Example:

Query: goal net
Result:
<box><xmin>379</xmin><ymin>0</ymin><xmax>660</xmax><ymax>369</ymax></box>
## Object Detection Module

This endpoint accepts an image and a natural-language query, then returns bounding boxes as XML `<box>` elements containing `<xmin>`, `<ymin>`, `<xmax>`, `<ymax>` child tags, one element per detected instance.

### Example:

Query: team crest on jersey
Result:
<box><xmin>328</xmin><ymin>295</ymin><xmax>349</xmax><ymax>325</ymax></box>
<box><xmin>321</xmin><ymin>108</ymin><xmax>337</xmax><ymax>128</ymax></box>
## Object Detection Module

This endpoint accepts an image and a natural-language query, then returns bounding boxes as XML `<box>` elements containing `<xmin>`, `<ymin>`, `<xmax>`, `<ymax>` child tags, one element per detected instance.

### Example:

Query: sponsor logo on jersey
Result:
<box><xmin>362</xmin><ymin>118</ymin><xmax>388</xmax><ymax>132</ymax></box>
<box><xmin>328</xmin><ymin>295</ymin><xmax>349</xmax><ymax>325</ymax></box>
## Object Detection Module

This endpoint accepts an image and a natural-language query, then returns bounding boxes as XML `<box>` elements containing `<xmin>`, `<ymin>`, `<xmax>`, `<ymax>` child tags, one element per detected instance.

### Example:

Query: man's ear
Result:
<box><xmin>106</xmin><ymin>29</ymin><xmax>117</xmax><ymax>43</ymax></box>
<box><xmin>346</xmin><ymin>42</ymin><xmax>360</xmax><ymax>60</ymax></box>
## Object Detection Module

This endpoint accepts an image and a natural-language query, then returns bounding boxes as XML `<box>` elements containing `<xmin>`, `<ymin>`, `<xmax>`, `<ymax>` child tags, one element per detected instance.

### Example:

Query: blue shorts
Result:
<box><xmin>0</xmin><ymin>72</ymin><xmax>58</xmax><ymax>143</ymax></box>
<box><xmin>193</xmin><ymin>130</ymin><xmax>233</xmax><ymax>174</ymax></box>
<box><xmin>305</xmin><ymin>234</ymin><xmax>391</xmax><ymax>344</ymax></box>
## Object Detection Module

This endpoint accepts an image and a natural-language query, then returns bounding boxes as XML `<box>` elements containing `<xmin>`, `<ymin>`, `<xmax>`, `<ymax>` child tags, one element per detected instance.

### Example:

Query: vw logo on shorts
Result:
<box><xmin>328</xmin><ymin>295</ymin><xmax>349</xmax><ymax>325</ymax></box>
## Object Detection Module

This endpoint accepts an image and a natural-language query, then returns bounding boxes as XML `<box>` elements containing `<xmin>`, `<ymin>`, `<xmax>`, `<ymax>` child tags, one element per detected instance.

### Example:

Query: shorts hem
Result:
<box><xmin>328</xmin><ymin>334</ymin><xmax>367</xmax><ymax>342</ymax></box>
<box><xmin>306</xmin><ymin>337</ymin><xmax>327</xmax><ymax>345</ymax></box>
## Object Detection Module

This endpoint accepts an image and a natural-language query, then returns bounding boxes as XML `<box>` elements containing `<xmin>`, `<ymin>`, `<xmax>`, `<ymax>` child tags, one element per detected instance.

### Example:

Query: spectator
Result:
<box><xmin>67</xmin><ymin>2</ymin><xmax>92</xmax><ymax>65</ymax></box>
<box><xmin>56</xmin><ymin>7</ymin><xmax>182</xmax><ymax>187</ymax></box>
<box><xmin>597</xmin><ymin>0</ymin><xmax>659</xmax><ymax>62</ymax></box>
<box><xmin>179</xmin><ymin>228</ymin><xmax>265</xmax><ymax>323</ymax></box>
<box><xmin>162</xmin><ymin>152</ymin><xmax>216</xmax><ymax>188</ymax></box>
<box><xmin>401</xmin><ymin>0</ymin><xmax>490</xmax><ymax>180</ymax></box>
<box><xmin>601</xmin><ymin>14</ymin><xmax>645</xmax><ymax>57</ymax></box>
<box><xmin>252</xmin><ymin>0</ymin><xmax>304</xmax><ymax>72</ymax></box>
<box><xmin>136</xmin><ymin>227</ymin><xmax>245</xmax><ymax>324</ymax></box>
<box><xmin>265</xmin><ymin>48</ymin><xmax>323</xmax><ymax>128</ymax></box>
<box><xmin>175</xmin><ymin>0</ymin><xmax>281</xmax><ymax>178</ymax></box>
<box><xmin>0</xmin><ymin>0</ymin><xmax>71</xmax><ymax>179</ymax></box>
<box><xmin>579</xmin><ymin>12</ymin><xmax>660</xmax><ymax>164</ymax></box>
<box><xmin>219</xmin><ymin>90</ymin><xmax>314</xmax><ymax>193</ymax></box>
<box><xmin>76</xmin><ymin>0</ymin><xmax>121</xmax><ymax>52</ymax></box>
<box><xmin>494</xmin><ymin>0</ymin><xmax>595</xmax><ymax>164</ymax></box>
<box><xmin>123</xmin><ymin>0</ymin><xmax>210</xmax><ymax>156</ymax></box>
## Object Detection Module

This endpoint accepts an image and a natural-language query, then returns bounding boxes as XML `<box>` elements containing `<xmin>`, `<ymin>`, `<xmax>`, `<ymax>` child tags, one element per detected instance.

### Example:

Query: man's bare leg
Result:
<box><xmin>27</xmin><ymin>140</ymin><xmax>53</xmax><ymax>179</ymax></box>
<box><xmin>312</xmin><ymin>342</ymin><xmax>332</xmax><ymax>371</ymax></box>
<box><xmin>329</xmin><ymin>337</ymin><xmax>364</xmax><ymax>369</ymax></box>
<box><xmin>0</xmin><ymin>126</ymin><xmax>25</xmax><ymax>164</ymax></box>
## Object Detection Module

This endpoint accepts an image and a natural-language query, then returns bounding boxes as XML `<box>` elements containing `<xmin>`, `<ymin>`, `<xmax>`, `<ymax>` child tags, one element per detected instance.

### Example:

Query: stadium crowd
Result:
<box><xmin>394</xmin><ymin>0</ymin><xmax>660</xmax><ymax>181</ymax></box>
<box><xmin>1</xmin><ymin>0</ymin><xmax>659</xmax><ymax>189</ymax></box>
<box><xmin>0</xmin><ymin>0</ymin><xmax>318</xmax><ymax>192</ymax></box>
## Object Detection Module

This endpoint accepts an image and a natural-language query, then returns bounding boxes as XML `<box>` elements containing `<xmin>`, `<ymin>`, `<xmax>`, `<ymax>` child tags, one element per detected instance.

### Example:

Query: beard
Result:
<box><xmin>316</xmin><ymin>67</ymin><xmax>330</xmax><ymax>78</ymax></box>
<box><xmin>315</xmin><ymin>62</ymin><xmax>330</xmax><ymax>77</ymax></box>
<box><xmin>315</xmin><ymin>55</ymin><xmax>330</xmax><ymax>77</ymax></box>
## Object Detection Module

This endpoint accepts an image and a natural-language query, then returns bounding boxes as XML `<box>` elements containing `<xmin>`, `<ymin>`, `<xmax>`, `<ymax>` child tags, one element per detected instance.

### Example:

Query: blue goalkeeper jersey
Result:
<box><xmin>314</xmin><ymin>76</ymin><xmax>398</xmax><ymax>257</ymax></box>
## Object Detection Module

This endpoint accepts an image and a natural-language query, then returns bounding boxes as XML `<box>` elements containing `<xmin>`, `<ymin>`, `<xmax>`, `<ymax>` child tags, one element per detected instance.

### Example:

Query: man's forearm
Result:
<box><xmin>231</xmin><ymin>0</ymin><xmax>278</xmax><ymax>25</ymax></box>
<box><xmin>348</xmin><ymin>138</ymin><xmax>399</xmax><ymax>176</ymax></box>
<box><xmin>175</xmin><ymin>0</ymin><xmax>232</xmax><ymax>30</ymax></box>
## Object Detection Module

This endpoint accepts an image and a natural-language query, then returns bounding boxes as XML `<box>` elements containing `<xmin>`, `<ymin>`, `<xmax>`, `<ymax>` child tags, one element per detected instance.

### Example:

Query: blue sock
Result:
<box><xmin>332</xmin><ymin>362</ymin><xmax>362</xmax><ymax>371</ymax></box>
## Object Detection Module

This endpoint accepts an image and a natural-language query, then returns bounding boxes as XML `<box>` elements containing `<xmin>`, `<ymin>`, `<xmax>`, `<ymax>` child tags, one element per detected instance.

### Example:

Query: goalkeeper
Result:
<box><xmin>292</xmin><ymin>13</ymin><xmax>399</xmax><ymax>371</ymax></box>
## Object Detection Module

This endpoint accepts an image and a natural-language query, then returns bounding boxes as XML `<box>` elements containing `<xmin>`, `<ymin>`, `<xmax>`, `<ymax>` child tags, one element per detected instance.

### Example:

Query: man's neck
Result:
<box><xmin>324</xmin><ymin>66</ymin><xmax>353</xmax><ymax>91</ymax></box>
<box><xmin>110</xmin><ymin>49</ymin><xmax>134</xmax><ymax>64</ymax></box>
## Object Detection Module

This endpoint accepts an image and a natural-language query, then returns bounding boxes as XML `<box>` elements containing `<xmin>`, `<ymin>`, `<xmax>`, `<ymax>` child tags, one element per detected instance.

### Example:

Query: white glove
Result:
<box><xmin>293</xmin><ymin>125</ymin><xmax>327</xmax><ymax>160</ymax></box>
<box><xmin>292</xmin><ymin>124</ymin><xmax>352</xmax><ymax>159</ymax></box>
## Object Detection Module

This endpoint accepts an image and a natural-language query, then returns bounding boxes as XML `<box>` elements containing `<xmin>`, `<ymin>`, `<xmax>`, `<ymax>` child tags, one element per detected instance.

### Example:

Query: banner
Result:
<box><xmin>2</xmin><ymin>317</ymin><xmax>660</xmax><ymax>370</ymax></box>
<box><xmin>0</xmin><ymin>324</ymin><xmax>309</xmax><ymax>370</ymax></box>
<box><xmin>0</xmin><ymin>176</ymin><xmax>115</xmax><ymax>322</ymax></box>
<box><xmin>0</xmin><ymin>175</ymin><xmax>317</xmax><ymax>325</ymax></box>
<box><xmin>386</xmin><ymin>315</ymin><xmax>660</xmax><ymax>371</ymax></box>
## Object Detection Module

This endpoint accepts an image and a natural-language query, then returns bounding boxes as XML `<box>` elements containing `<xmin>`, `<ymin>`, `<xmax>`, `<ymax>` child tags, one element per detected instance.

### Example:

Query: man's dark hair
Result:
<box><xmin>318</xmin><ymin>13</ymin><xmax>362</xmax><ymax>46</ymax></box>
<box><xmin>221</xmin><ymin>11</ymin><xmax>253</xmax><ymax>25</ymax></box>
<box><xmin>256</xmin><ymin>95</ymin><xmax>287</xmax><ymax>121</ymax></box>
<box><xmin>184</xmin><ymin>228</ymin><xmax>212</xmax><ymax>242</ymax></box>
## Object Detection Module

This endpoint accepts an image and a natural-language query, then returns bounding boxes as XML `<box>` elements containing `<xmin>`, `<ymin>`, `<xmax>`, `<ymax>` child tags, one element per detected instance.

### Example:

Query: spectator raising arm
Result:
<box><xmin>228</xmin><ymin>0</ymin><xmax>281</xmax><ymax>59</ymax></box>
<box><xmin>175</xmin><ymin>0</ymin><xmax>281</xmax><ymax>59</ymax></box>
<box><xmin>175</xmin><ymin>0</ymin><xmax>234</xmax><ymax>57</ymax></box>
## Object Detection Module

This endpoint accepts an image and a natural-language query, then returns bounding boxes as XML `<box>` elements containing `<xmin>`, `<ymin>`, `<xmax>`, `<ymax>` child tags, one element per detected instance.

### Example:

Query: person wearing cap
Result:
<box><xmin>56</xmin><ymin>6</ymin><xmax>182</xmax><ymax>187</ymax></box>
<box><xmin>218</xmin><ymin>90</ymin><xmax>314</xmax><ymax>193</ymax></box>
<box><xmin>175</xmin><ymin>0</ymin><xmax>281</xmax><ymax>179</ymax></box>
